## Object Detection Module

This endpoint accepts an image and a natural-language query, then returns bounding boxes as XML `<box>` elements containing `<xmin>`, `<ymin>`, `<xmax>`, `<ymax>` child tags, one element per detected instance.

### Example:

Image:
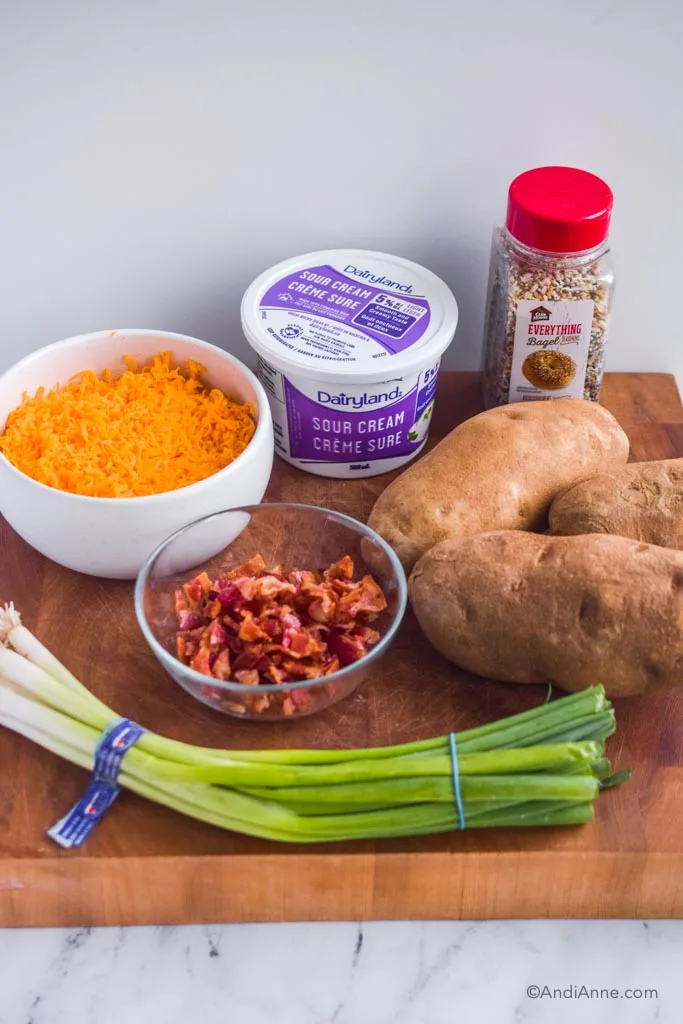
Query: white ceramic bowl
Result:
<box><xmin>0</xmin><ymin>330</ymin><xmax>274</xmax><ymax>579</ymax></box>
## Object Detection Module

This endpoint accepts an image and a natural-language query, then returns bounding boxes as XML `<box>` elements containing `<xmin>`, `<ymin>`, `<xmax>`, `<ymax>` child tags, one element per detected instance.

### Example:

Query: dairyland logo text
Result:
<box><xmin>317</xmin><ymin>387</ymin><xmax>403</xmax><ymax>409</ymax></box>
<box><xmin>343</xmin><ymin>265</ymin><xmax>413</xmax><ymax>294</ymax></box>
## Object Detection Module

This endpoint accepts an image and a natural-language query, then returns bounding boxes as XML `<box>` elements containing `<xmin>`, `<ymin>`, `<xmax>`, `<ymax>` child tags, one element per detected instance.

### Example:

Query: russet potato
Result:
<box><xmin>549</xmin><ymin>458</ymin><xmax>683</xmax><ymax>550</ymax></box>
<box><xmin>368</xmin><ymin>398</ymin><xmax>629</xmax><ymax>573</ymax></box>
<box><xmin>409</xmin><ymin>531</ymin><xmax>683</xmax><ymax>698</ymax></box>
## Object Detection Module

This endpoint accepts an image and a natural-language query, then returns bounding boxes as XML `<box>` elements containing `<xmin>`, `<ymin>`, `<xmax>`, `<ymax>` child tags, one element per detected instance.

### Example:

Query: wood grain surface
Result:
<box><xmin>2</xmin><ymin>372</ymin><xmax>683</xmax><ymax>926</ymax></box>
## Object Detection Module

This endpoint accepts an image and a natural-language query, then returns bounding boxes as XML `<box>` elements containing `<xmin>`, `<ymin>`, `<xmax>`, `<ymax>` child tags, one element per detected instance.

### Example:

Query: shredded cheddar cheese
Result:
<box><xmin>0</xmin><ymin>352</ymin><xmax>257</xmax><ymax>498</ymax></box>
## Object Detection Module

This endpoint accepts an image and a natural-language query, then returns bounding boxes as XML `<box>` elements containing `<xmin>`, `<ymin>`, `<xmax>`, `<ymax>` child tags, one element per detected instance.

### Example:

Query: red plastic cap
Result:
<box><xmin>506</xmin><ymin>166</ymin><xmax>613</xmax><ymax>253</ymax></box>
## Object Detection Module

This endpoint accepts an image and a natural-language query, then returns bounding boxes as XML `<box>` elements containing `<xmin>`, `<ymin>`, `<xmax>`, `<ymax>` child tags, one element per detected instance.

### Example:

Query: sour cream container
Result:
<box><xmin>241</xmin><ymin>249</ymin><xmax>458</xmax><ymax>478</ymax></box>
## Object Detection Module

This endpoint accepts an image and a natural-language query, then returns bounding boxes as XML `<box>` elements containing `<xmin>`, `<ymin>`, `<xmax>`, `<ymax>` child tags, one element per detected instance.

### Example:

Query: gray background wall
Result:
<box><xmin>2</xmin><ymin>0</ymin><xmax>682</xmax><ymax>382</ymax></box>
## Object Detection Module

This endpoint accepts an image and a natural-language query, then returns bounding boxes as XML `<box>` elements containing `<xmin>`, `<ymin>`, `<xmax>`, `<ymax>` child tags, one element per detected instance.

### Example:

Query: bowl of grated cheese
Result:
<box><xmin>0</xmin><ymin>330</ymin><xmax>274</xmax><ymax>578</ymax></box>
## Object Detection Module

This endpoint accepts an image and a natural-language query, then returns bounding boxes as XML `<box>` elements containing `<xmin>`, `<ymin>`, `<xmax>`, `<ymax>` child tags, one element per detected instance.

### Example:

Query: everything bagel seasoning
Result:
<box><xmin>482</xmin><ymin>167</ymin><xmax>615</xmax><ymax>407</ymax></box>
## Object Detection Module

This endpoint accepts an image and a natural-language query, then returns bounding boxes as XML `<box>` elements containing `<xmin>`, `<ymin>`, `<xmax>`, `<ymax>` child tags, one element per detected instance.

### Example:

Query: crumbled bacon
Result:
<box><xmin>201</xmin><ymin>619</ymin><xmax>221</xmax><ymax>643</ymax></box>
<box><xmin>182</xmin><ymin>572</ymin><xmax>212</xmax><ymax>608</ymax></box>
<box><xmin>308</xmin><ymin>591</ymin><xmax>336</xmax><ymax>624</ymax></box>
<box><xmin>324</xmin><ymin>554</ymin><xmax>354</xmax><ymax>580</ymax></box>
<box><xmin>213</xmin><ymin>648</ymin><xmax>232</xmax><ymax>680</ymax></box>
<box><xmin>238</xmin><ymin>613</ymin><xmax>269</xmax><ymax>643</ymax></box>
<box><xmin>227</xmin><ymin>555</ymin><xmax>266</xmax><ymax>577</ymax></box>
<box><xmin>190</xmin><ymin>647</ymin><xmax>213</xmax><ymax>676</ymax></box>
<box><xmin>215</xmin><ymin>581</ymin><xmax>244</xmax><ymax>612</ymax></box>
<box><xmin>173</xmin><ymin>554</ymin><xmax>388</xmax><ymax>714</ymax></box>
<box><xmin>234</xmin><ymin>668</ymin><xmax>260</xmax><ymax>686</ymax></box>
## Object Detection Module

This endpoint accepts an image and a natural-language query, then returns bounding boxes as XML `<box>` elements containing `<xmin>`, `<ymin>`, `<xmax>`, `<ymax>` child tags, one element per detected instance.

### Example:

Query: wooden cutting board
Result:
<box><xmin>2</xmin><ymin>372</ymin><xmax>683</xmax><ymax>927</ymax></box>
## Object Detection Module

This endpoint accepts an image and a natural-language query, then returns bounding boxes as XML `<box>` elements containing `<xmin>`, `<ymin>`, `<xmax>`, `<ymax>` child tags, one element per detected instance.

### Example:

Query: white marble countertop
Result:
<box><xmin>1</xmin><ymin>920</ymin><xmax>680</xmax><ymax>1024</ymax></box>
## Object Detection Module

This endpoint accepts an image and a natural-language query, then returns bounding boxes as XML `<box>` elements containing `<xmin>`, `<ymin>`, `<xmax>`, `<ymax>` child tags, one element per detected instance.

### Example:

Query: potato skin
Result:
<box><xmin>409</xmin><ymin>531</ymin><xmax>683</xmax><ymax>697</ymax></box>
<box><xmin>368</xmin><ymin>398</ymin><xmax>629</xmax><ymax>573</ymax></box>
<box><xmin>549</xmin><ymin>458</ymin><xmax>683</xmax><ymax>550</ymax></box>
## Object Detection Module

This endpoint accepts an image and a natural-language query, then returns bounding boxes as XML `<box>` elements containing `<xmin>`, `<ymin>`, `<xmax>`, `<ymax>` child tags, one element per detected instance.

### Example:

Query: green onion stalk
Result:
<box><xmin>0</xmin><ymin>604</ymin><xmax>628</xmax><ymax>844</ymax></box>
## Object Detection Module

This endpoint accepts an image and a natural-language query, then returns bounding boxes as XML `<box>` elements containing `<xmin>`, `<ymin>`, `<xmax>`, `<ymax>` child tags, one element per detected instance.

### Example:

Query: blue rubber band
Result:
<box><xmin>448</xmin><ymin>732</ymin><xmax>466</xmax><ymax>830</ymax></box>
<box><xmin>47</xmin><ymin>717</ymin><xmax>145</xmax><ymax>849</ymax></box>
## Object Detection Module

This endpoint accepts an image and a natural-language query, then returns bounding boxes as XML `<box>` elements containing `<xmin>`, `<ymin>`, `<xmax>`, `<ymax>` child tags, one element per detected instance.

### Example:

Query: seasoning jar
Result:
<box><xmin>482</xmin><ymin>166</ymin><xmax>615</xmax><ymax>407</ymax></box>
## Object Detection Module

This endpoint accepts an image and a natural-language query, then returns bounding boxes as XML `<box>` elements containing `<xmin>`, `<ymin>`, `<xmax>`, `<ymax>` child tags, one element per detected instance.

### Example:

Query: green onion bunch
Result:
<box><xmin>0</xmin><ymin>604</ymin><xmax>627</xmax><ymax>843</ymax></box>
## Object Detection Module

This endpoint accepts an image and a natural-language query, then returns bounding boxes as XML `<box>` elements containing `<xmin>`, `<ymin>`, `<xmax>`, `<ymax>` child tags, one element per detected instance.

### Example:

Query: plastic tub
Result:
<box><xmin>241</xmin><ymin>249</ymin><xmax>458</xmax><ymax>478</ymax></box>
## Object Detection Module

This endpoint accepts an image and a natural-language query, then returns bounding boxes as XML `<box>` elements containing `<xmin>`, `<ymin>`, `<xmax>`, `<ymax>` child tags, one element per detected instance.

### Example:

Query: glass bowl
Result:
<box><xmin>134</xmin><ymin>503</ymin><xmax>407</xmax><ymax>720</ymax></box>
